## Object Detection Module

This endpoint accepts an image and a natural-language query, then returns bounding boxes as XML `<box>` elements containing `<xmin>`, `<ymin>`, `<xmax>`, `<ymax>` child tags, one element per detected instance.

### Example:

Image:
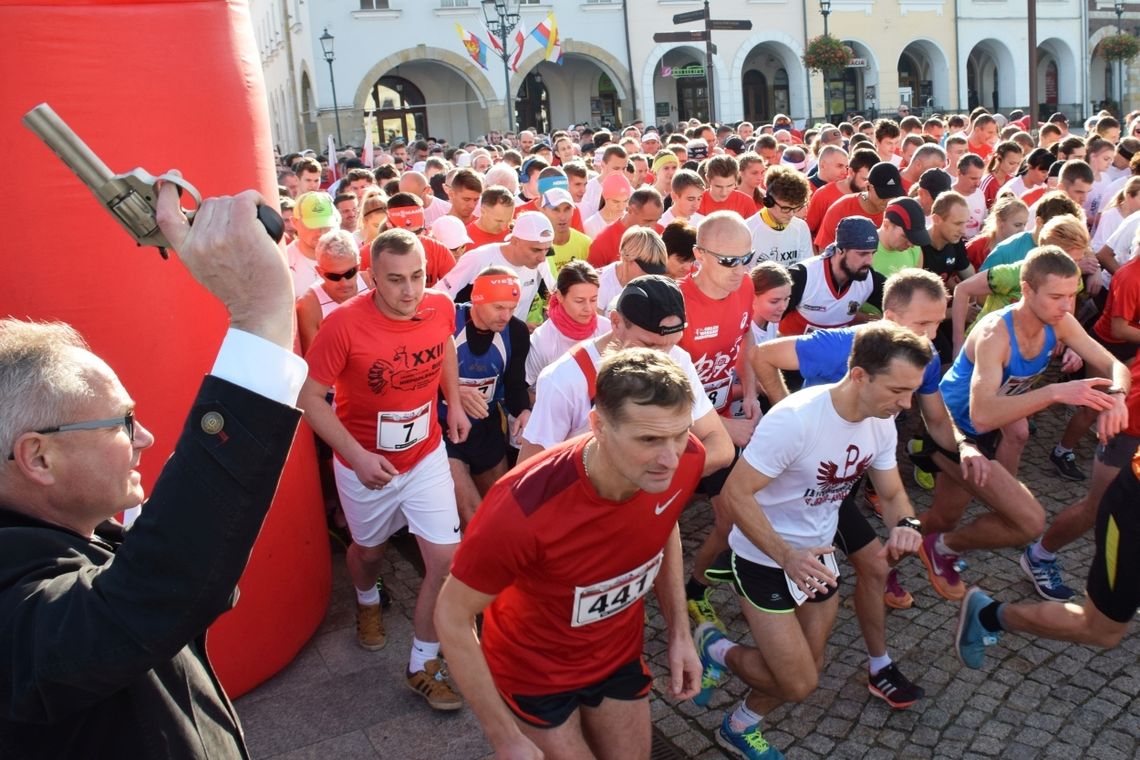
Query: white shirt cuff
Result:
<box><xmin>210</xmin><ymin>329</ymin><xmax>307</xmax><ymax>406</ymax></box>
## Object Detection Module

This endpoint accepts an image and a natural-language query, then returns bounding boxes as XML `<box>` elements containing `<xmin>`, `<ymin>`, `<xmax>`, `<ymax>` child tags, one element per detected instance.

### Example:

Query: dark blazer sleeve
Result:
<box><xmin>0</xmin><ymin>375</ymin><xmax>301</xmax><ymax>723</ymax></box>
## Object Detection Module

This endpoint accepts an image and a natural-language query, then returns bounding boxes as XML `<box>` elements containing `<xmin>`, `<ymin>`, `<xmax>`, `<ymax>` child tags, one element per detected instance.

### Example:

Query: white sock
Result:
<box><xmin>869</xmin><ymin>653</ymin><xmax>892</xmax><ymax>675</ymax></box>
<box><xmin>729</xmin><ymin>701</ymin><xmax>763</xmax><ymax>732</ymax></box>
<box><xmin>355</xmin><ymin>585</ymin><xmax>380</xmax><ymax>606</ymax></box>
<box><xmin>409</xmin><ymin>637</ymin><xmax>440</xmax><ymax>673</ymax></box>
<box><xmin>1053</xmin><ymin>444</ymin><xmax>1072</xmax><ymax>457</ymax></box>
<box><xmin>708</xmin><ymin>637</ymin><xmax>737</xmax><ymax>668</ymax></box>
<box><xmin>934</xmin><ymin>533</ymin><xmax>954</xmax><ymax>558</ymax></box>
<box><xmin>1029</xmin><ymin>540</ymin><xmax>1056</xmax><ymax>563</ymax></box>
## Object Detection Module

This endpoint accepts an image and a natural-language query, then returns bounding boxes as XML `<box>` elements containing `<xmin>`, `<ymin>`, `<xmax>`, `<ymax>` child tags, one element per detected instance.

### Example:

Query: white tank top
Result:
<box><xmin>310</xmin><ymin>275</ymin><xmax>368</xmax><ymax>318</ymax></box>
<box><xmin>785</xmin><ymin>255</ymin><xmax>874</xmax><ymax>334</ymax></box>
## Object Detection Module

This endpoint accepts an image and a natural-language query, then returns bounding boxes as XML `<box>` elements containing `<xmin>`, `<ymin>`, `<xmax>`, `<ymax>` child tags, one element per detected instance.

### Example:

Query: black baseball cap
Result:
<box><xmin>725</xmin><ymin>136</ymin><xmax>746</xmax><ymax>154</ymax></box>
<box><xmin>918</xmin><ymin>168</ymin><xmax>953</xmax><ymax>200</ymax></box>
<box><xmin>616</xmin><ymin>275</ymin><xmax>687</xmax><ymax>335</ymax></box>
<box><xmin>868</xmin><ymin>162</ymin><xmax>905</xmax><ymax>199</ymax></box>
<box><xmin>885</xmin><ymin>198</ymin><xmax>931</xmax><ymax>246</ymax></box>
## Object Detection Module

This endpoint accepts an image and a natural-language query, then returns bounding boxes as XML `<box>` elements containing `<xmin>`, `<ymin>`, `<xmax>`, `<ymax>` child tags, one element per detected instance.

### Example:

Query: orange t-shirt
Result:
<box><xmin>305</xmin><ymin>290</ymin><xmax>456</xmax><ymax>473</ymax></box>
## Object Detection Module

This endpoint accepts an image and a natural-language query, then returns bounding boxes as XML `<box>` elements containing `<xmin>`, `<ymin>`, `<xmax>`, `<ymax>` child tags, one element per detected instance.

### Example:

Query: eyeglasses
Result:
<box><xmin>772</xmin><ymin>200</ymin><xmax>805</xmax><ymax>214</ymax></box>
<box><xmin>322</xmin><ymin>266</ymin><xmax>359</xmax><ymax>282</ymax></box>
<box><xmin>695</xmin><ymin>245</ymin><xmax>755</xmax><ymax>267</ymax></box>
<box><xmin>8</xmin><ymin>413</ymin><xmax>134</xmax><ymax>460</ymax></box>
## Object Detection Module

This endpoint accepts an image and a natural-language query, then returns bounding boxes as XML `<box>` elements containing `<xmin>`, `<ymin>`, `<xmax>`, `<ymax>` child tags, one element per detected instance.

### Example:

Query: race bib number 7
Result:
<box><xmin>376</xmin><ymin>401</ymin><xmax>431</xmax><ymax>452</ymax></box>
<box><xmin>785</xmin><ymin>551</ymin><xmax>840</xmax><ymax>606</ymax></box>
<box><xmin>571</xmin><ymin>551</ymin><xmax>663</xmax><ymax>627</ymax></box>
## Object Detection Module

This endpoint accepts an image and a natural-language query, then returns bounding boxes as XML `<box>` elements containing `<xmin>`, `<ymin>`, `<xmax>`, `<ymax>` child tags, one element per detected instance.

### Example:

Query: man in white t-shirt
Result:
<box><xmin>519</xmin><ymin>275</ymin><xmax>733</xmax><ymax>477</ymax></box>
<box><xmin>953</xmin><ymin>154</ymin><xmax>987</xmax><ymax>241</ymax></box>
<box><xmin>693</xmin><ymin>322</ymin><xmax>927</xmax><ymax>760</ymax></box>
<box><xmin>440</xmin><ymin>212</ymin><xmax>556</xmax><ymax>325</ymax></box>
<box><xmin>288</xmin><ymin>191</ymin><xmax>339</xmax><ymax>297</ymax></box>
<box><xmin>746</xmin><ymin>165</ymin><xmax>813</xmax><ymax>268</ymax></box>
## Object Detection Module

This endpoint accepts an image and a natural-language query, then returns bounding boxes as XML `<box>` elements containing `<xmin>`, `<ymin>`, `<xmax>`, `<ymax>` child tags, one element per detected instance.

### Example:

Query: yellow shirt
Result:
<box><xmin>548</xmin><ymin>229</ymin><xmax>592</xmax><ymax>275</ymax></box>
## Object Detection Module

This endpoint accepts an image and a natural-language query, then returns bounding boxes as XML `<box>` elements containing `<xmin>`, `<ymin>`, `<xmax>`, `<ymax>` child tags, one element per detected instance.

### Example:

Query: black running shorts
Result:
<box><xmin>1086</xmin><ymin>459</ymin><xmax>1140</xmax><ymax>624</ymax></box>
<box><xmin>499</xmin><ymin>657</ymin><xmax>652</xmax><ymax>728</ymax></box>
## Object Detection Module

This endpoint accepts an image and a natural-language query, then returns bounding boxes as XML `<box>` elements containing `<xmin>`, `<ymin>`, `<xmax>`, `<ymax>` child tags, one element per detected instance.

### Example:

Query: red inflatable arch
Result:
<box><xmin>1</xmin><ymin>0</ymin><xmax>330</xmax><ymax>697</ymax></box>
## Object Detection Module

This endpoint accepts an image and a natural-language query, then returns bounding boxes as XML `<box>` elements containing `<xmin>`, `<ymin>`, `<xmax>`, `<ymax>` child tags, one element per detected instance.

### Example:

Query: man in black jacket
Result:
<box><xmin>0</xmin><ymin>182</ymin><xmax>304</xmax><ymax>758</ymax></box>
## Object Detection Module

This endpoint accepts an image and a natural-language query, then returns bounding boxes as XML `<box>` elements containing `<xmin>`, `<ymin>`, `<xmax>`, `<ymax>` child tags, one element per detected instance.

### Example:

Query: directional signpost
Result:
<box><xmin>653</xmin><ymin>0</ymin><xmax>751</xmax><ymax>123</ymax></box>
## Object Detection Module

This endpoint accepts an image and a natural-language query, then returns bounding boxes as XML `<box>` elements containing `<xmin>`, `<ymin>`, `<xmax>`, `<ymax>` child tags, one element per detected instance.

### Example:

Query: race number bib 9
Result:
<box><xmin>704</xmin><ymin>376</ymin><xmax>732</xmax><ymax>411</ymax></box>
<box><xmin>376</xmin><ymin>401</ymin><xmax>431</xmax><ymax>451</ymax></box>
<box><xmin>571</xmin><ymin>551</ymin><xmax>663</xmax><ymax>627</ymax></box>
<box><xmin>460</xmin><ymin>375</ymin><xmax>497</xmax><ymax>402</ymax></box>
<box><xmin>785</xmin><ymin>551</ymin><xmax>840</xmax><ymax>606</ymax></box>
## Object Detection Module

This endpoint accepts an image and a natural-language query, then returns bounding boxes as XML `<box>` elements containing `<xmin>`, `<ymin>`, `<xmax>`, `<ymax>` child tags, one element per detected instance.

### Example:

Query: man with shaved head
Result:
<box><xmin>677</xmin><ymin>212</ymin><xmax>764</xmax><ymax>631</ymax></box>
<box><xmin>399</xmin><ymin>170</ymin><xmax>452</xmax><ymax>227</ymax></box>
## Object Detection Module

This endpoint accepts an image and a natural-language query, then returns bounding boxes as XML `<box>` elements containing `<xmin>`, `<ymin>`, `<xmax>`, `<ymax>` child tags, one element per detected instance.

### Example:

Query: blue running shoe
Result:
<box><xmin>956</xmin><ymin>587</ymin><xmax>1001</xmax><ymax>668</ymax></box>
<box><xmin>692</xmin><ymin>622</ymin><xmax>728</xmax><ymax>707</ymax></box>
<box><xmin>1020</xmin><ymin>548</ymin><xmax>1075</xmax><ymax>601</ymax></box>
<box><xmin>716</xmin><ymin>714</ymin><xmax>785</xmax><ymax>760</ymax></box>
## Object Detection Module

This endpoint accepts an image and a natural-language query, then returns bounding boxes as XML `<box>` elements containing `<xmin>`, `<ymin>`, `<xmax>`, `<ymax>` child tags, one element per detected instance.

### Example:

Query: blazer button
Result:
<box><xmin>201</xmin><ymin>411</ymin><xmax>225</xmax><ymax>435</ymax></box>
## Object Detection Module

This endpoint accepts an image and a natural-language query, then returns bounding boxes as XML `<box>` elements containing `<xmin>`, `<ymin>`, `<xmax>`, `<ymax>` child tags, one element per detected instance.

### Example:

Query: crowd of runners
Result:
<box><xmin>277</xmin><ymin>107</ymin><xmax>1140</xmax><ymax>760</ymax></box>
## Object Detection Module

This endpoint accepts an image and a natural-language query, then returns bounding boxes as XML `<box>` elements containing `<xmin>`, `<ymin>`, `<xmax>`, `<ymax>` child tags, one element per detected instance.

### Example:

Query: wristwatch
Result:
<box><xmin>897</xmin><ymin>517</ymin><xmax>922</xmax><ymax>532</ymax></box>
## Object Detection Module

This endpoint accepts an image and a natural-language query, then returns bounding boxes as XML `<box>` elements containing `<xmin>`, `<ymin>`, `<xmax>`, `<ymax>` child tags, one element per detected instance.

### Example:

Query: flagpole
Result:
<box><xmin>482</xmin><ymin>0</ymin><xmax>520</xmax><ymax>134</ymax></box>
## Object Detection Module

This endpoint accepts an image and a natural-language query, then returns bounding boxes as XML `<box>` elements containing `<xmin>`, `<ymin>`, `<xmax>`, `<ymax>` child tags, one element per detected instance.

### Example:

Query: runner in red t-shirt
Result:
<box><xmin>436</xmin><ymin>348</ymin><xmax>704</xmax><ymax>759</ymax></box>
<box><xmin>377</xmin><ymin>194</ymin><xmax>456</xmax><ymax>287</ymax></box>
<box><xmin>586</xmin><ymin>187</ymin><xmax>664</xmax><ymax>267</ymax></box>
<box><xmin>814</xmin><ymin>162</ymin><xmax>904</xmax><ymax>250</ymax></box>
<box><xmin>467</xmin><ymin>185</ymin><xmax>516</xmax><ymax>248</ymax></box>
<box><xmin>699</xmin><ymin>155</ymin><xmax>759</xmax><ymax>218</ymax></box>
<box><xmin>301</xmin><ymin>228</ymin><xmax>472</xmax><ymax>712</ymax></box>
<box><xmin>805</xmin><ymin>148</ymin><xmax>878</xmax><ymax>237</ymax></box>
<box><xmin>674</xmin><ymin>213</ymin><xmax>762</xmax><ymax>632</ymax></box>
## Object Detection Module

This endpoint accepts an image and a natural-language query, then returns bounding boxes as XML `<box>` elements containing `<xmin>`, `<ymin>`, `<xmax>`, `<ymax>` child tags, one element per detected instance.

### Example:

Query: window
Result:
<box><xmin>359</xmin><ymin>0</ymin><xmax>390</xmax><ymax>9</ymax></box>
<box><xmin>440</xmin><ymin>0</ymin><xmax>469</xmax><ymax>6</ymax></box>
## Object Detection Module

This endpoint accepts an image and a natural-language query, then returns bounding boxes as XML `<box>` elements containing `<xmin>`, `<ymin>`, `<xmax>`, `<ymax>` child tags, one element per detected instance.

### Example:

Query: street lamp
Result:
<box><xmin>1114</xmin><ymin>1</ymin><xmax>1125</xmax><ymax>115</ymax></box>
<box><xmin>319</xmin><ymin>27</ymin><xmax>344</xmax><ymax>148</ymax></box>
<box><xmin>820</xmin><ymin>0</ymin><xmax>832</xmax><ymax>125</ymax></box>
<box><xmin>482</xmin><ymin>0</ymin><xmax>520</xmax><ymax>133</ymax></box>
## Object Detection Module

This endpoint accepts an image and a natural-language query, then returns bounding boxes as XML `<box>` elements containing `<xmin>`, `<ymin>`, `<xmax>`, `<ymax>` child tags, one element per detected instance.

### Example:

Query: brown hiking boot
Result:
<box><xmin>355</xmin><ymin>603</ymin><xmax>386</xmax><ymax>651</ymax></box>
<box><xmin>406</xmin><ymin>658</ymin><xmax>463</xmax><ymax>711</ymax></box>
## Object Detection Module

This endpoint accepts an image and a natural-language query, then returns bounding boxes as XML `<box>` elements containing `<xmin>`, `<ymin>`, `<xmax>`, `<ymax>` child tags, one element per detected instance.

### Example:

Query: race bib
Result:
<box><xmin>704</xmin><ymin>376</ymin><xmax>732</xmax><ymax>411</ymax></box>
<box><xmin>460</xmin><ymin>375</ymin><xmax>497</xmax><ymax>402</ymax></box>
<box><xmin>376</xmin><ymin>401</ymin><xmax>431</xmax><ymax>451</ymax></box>
<box><xmin>571</xmin><ymin>551</ymin><xmax>663</xmax><ymax>627</ymax></box>
<box><xmin>785</xmin><ymin>551</ymin><xmax>840</xmax><ymax>606</ymax></box>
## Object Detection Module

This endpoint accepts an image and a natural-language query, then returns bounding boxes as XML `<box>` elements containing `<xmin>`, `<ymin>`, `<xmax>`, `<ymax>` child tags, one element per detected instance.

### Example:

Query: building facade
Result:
<box><xmin>252</xmin><ymin>0</ymin><xmax>1107</xmax><ymax>152</ymax></box>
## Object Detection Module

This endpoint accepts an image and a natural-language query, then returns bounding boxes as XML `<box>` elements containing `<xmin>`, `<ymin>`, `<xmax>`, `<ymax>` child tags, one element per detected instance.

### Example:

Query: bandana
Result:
<box><xmin>471</xmin><ymin>274</ymin><xmax>521</xmax><ymax>305</ymax></box>
<box><xmin>387</xmin><ymin>206</ymin><xmax>425</xmax><ymax>231</ymax></box>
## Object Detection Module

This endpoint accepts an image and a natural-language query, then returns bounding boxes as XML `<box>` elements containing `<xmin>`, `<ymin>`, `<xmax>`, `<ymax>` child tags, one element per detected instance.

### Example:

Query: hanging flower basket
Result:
<box><xmin>1101</xmin><ymin>34</ymin><xmax>1140</xmax><ymax>62</ymax></box>
<box><xmin>803</xmin><ymin>36</ymin><xmax>852</xmax><ymax>73</ymax></box>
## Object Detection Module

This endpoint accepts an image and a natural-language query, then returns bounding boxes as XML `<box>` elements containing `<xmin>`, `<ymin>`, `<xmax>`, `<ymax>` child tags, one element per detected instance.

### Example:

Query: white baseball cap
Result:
<box><xmin>507</xmin><ymin>211</ymin><xmax>555</xmax><ymax>243</ymax></box>
<box><xmin>430</xmin><ymin>215</ymin><xmax>473</xmax><ymax>249</ymax></box>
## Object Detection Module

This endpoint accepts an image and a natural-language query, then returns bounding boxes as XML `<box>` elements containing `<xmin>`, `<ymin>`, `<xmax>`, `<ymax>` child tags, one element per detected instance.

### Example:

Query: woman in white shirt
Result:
<box><xmin>1092</xmin><ymin>176</ymin><xmax>1140</xmax><ymax>252</ymax></box>
<box><xmin>596</xmin><ymin>226</ymin><xmax>668</xmax><ymax>312</ymax></box>
<box><xmin>525</xmin><ymin>260</ymin><xmax>611</xmax><ymax>392</ymax></box>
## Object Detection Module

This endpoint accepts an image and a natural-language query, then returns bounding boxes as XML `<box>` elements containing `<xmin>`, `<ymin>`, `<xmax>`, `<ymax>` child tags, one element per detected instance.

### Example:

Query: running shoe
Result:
<box><xmin>687</xmin><ymin>588</ymin><xmax>726</xmax><ymax>632</ymax></box>
<box><xmin>864</xmin><ymin>481</ymin><xmax>882</xmax><ymax>518</ymax></box>
<box><xmin>693</xmin><ymin>622</ymin><xmax>728</xmax><ymax>707</ymax></box>
<box><xmin>1020</xmin><ymin>547</ymin><xmax>1076</xmax><ymax>602</ymax></box>
<box><xmin>1049</xmin><ymin>450</ymin><xmax>1086</xmax><ymax>481</ymax></box>
<box><xmin>918</xmin><ymin>533</ymin><xmax>966</xmax><ymax>601</ymax></box>
<box><xmin>868</xmin><ymin>662</ymin><xmax>925</xmax><ymax>709</ymax></box>
<box><xmin>956</xmin><ymin>587</ymin><xmax>1001</xmax><ymax>668</ymax></box>
<box><xmin>884</xmin><ymin>568</ymin><xmax>914</xmax><ymax>609</ymax></box>
<box><xmin>717</xmin><ymin>714</ymin><xmax>785</xmax><ymax>760</ymax></box>
<box><xmin>907</xmin><ymin>438</ymin><xmax>935</xmax><ymax>490</ymax></box>
<box><xmin>406</xmin><ymin>658</ymin><xmax>463</xmax><ymax>711</ymax></box>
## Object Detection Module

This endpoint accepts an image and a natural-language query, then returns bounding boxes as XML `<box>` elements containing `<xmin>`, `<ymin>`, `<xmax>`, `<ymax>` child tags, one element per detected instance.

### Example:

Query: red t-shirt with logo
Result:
<box><xmin>699</xmin><ymin>190</ymin><xmax>758</xmax><ymax>219</ymax></box>
<box><xmin>467</xmin><ymin>221</ymin><xmax>509</xmax><ymax>250</ymax></box>
<box><xmin>450</xmin><ymin>433</ymin><xmax>705</xmax><ymax>695</ymax></box>
<box><xmin>305</xmin><ymin>290</ymin><xmax>455</xmax><ymax>473</ymax></box>
<box><xmin>814</xmin><ymin>193</ymin><xmax>884</xmax><ymax>251</ymax></box>
<box><xmin>678</xmin><ymin>275</ymin><xmax>755</xmax><ymax>415</ymax></box>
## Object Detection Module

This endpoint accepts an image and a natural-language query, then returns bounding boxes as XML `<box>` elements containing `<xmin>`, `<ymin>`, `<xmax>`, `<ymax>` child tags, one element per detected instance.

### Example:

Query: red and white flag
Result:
<box><xmin>509</xmin><ymin>19</ymin><xmax>528</xmax><ymax>72</ymax></box>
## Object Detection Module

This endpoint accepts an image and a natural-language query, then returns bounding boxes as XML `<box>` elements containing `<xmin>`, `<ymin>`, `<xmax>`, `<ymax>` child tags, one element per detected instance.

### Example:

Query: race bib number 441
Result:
<box><xmin>571</xmin><ymin>551</ymin><xmax>663</xmax><ymax>627</ymax></box>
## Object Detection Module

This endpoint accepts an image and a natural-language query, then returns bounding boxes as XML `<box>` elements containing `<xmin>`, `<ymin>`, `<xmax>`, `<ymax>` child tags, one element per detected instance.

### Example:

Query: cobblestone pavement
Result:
<box><xmin>237</xmin><ymin>405</ymin><xmax>1140</xmax><ymax>759</ymax></box>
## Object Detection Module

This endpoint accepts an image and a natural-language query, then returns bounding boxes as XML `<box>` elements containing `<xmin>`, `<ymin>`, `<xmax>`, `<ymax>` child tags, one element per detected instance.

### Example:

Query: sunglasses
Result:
<box><xmin>9</xmin><ymin>413</ymin><xmax>135</xmax><ymax>460</ymax></box>
<box><xmin>696</xmin><ymin>245</ymin><xmax>755</xmax><ymax>267</ymax></box>
<box><xmin>322</xmin><ymin>266</ymin><xmax>359</xmax><ymax>282</ymax></box>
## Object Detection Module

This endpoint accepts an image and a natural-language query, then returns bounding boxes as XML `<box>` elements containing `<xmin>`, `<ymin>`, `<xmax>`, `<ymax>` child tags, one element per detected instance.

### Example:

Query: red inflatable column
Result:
<box><xmin>0</xmin><ymin>0</ymin><xmax>330</xmax><ymax>697</ymax></box>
